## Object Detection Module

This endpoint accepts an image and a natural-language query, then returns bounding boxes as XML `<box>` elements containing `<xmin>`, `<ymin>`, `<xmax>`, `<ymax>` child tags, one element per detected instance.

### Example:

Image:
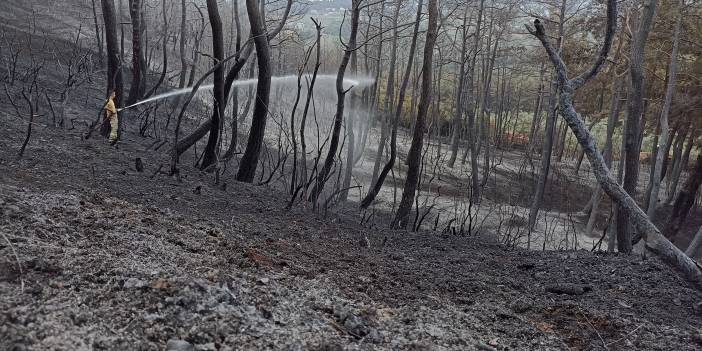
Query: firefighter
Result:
<box><xmin>104</xmin><ymin>91</ymin><xmax>119</xmax><ymax>144</ymax></box>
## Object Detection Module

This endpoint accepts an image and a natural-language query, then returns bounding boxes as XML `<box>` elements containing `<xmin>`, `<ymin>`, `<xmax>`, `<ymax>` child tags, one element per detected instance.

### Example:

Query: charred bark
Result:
<box><xmin>308</xmin><ymin>0</ymin><xmax>361</xmax><ymax>201</ymax></box>
<box><xmin>646</xmin><ymin>0</ymin><xmax>683</xmax><ymax>220</ymax></box>
<box><xmin>393</xmin><ymin>0</ymin><xmax>438</xmax><ymax>228</ymax></box>
<box><xmin>360</xmin><ymin>0</ymin><xmax>423</xmax><ymax>208</ymax></box>
<box><xmin>666</xmin><ymin>152</ymin><xmax>702</xmax><ymax>241</ymax></box>
<box><xmin>99</xmin><ymin>0</ymin><xmax>124</xmax><ymax>137</ymax></box>
<box><xmin>236</xmin><ymin>0</ymin><xmax>273</xmax><ymax>182</ymax></box>
<box><xmin>617</xmin><ymin>0</ymin><xmax>657</xmax><ymax>253</ymax></box>
<box><xmin>126</xmin><ymin>0</ymin><xmax>144</xmax><ymax>105</ymax></box>
<box><xmin>200</xmin><ymin>0</ymin><xmax>226</xmax><ymax>171</ymax></box>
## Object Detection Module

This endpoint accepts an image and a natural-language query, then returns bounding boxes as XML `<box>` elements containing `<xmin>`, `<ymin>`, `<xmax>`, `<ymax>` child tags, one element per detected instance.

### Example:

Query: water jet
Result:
<box><xmin>117</xmin><ymin>75</ymin><xmax>374</xmax><ymax>112</ymax></box>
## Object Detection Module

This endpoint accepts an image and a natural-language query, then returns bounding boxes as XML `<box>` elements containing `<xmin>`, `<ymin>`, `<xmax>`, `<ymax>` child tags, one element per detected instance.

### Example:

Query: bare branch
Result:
<box><xmin>570</xmin><ymin>0</ymin><xmax>617</xmax><ymax>89</ymax></box>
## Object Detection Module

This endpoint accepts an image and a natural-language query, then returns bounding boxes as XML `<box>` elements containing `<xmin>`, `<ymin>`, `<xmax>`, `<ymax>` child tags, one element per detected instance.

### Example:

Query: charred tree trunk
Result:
<box><xmin>199</xmin><ymin>0</ymin><xmax>226</xmax><ymax>171</ymax></box>
<box><xmin>171</xmin><ymin>0</ymin><xmax>292</xmax><ymax>165</ymax></box>
<box><xmin>666</xmin><ymin>126</ymin><xmax>695</xmax><ymax>203</ymax></box>
<box><xmin>119</xmin><ymin>0</ymin><xmax>125</xmax><ymax>61</ymax></box>
<box><xmin>647</xmin><ymin>1</ymin><xmax>683</xmax><ymax>221</ymax></box>
<box><xmin>100</xmin><ymin>0</ymin><xmax>124</xmax><ymax>137</ymax></box>
<box><xmin>666</xmin><ymin>152</ymin><xmax>702</xmax><ymax>240</ymax></box>
<box><xmin>447</xmin><ymin>8</ymin><xmax>470</xmax><ymax>168</ymax></box>
<box><xmin>528</xmin><ymin>62</ymin><xmax>546</xmax><ymax>155</ymax></box>
<box><xmin>583</xmin><ymin>28</ymin><xmax>625</xmax><ymax>235</ymax></box>
<box><xmin>463</xmin><ymin>0</ymin><xmax>485</xmax><ymax>204</ymax></box>
<box><xmin>353</xmin><ymin>13</ymin><xmax>376</xmax><ymax>166</ymax></box>
<box><xmin>360</xmin><ymin>0</ymin><xmax>423</xmax><ymax>208</ymax></box>
<box><xmin>686</xmin><ymin>224</ymin><xmax>702</xmax><ymax>257</ymax></box>
<box><xmin>91</xmin><ymin>0</ymin><xmax>105</xmax><ymax>67</ymax></box>
<box><xmin>308</xmin><ymin>0</ymin><xmax>361</xmax><ymax>202</ymax></box>
<box><xmin>177</xmin><ymin>0</ymin><xmax>188</xmax><ymax>89</ymax></box>
<box><xmin>364</xmin><ymin>0</ymin><xmax>403</xmax><ymax>202</ymax></box>
<box><xmin>143</xmin><ymin>0</ymin><xmax>168</xmax><ymax>99</ymax></box>
<box><xmin>16</xmin><ymin>90</ymin><xmax>35</xmax><ymax>159</ymax></box>
<box><xmin>617</xmin><ymin>0</ymin><xmax>657</xmax><ymax>254</ymax></box>
<box><xmin>288</xmin><ymin>48</ymin><xmax>308</xmax><ymax>195</ymax></box>
<box><xmin>585</xmin><ymin>77</ymin><xmax>624</xmax><ymax>238</ymax></box>
<box><xmin>186</xmin><ymin>6</ymin><xmax>206</xmax><ymax>89</ymax></box>
<box><xmin>666</xmin><ymin>128</ymin><xmax>687</xmax><ymax>194</ymax></box>
<box><xmin>236</xmin><ymin>0</ymin><xmax>272</xmax><ymax>182</ymax></box>
<box><xmin>644</xmin><ymin>123</ymin><xmax>661</xmax><ymax>210</ymax></box>
<box><xmin>299</xmin><ymin>20</ymin><xmax>323</xmax><ymax>187</ymax></box>
<box><xmin>369</xmin><ymin>1</ymin><xmax>393</xmax><ymax>188</ymax></box>
<box><xmin>527</xmin><ymin>0</ymin><xmax>566</xmax><ymax>239</ymax></box>
<box><xmin>679</xmin><ymin>129</ymin><xmax>696</xmax><ymax>179</ymax></box>
<box><xmin>661</xmin><ymin>126</ymin><xmax>678</xmax><ymax>182</ymax></box>
<box><xmin>393</xmin><ymin>0</ymin><xmax>438</xmax><ymax>228</ymax></box>
<box><xmin>340</xmin><ymin>49</ymin><xmax>359</xmax><ymax>202</ymax></box>
<box><xmin>480</xmin><ymin>25</ymin><xmax>502</xmax><ymax>187</ymax></box>
<box><xmin>126</xmin><ymin>0</ymin><xmax>144</xmax><ymax>105</ymax></box>
<box><xmin>223</xmin><ymin>0</ymin><xmax>243</xmax><ymax>160</ymax></box>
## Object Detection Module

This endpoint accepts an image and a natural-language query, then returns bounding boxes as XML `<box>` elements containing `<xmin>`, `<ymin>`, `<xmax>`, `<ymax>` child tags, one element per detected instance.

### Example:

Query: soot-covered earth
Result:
<box><xmin>1</xmin><ymin>108</ymin><xmax>702</xmax><ymax>351</ymax></box>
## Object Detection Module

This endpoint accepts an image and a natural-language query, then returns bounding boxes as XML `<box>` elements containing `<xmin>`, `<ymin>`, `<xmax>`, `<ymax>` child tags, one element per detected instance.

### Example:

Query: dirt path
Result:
<box><xmin>1</xmin><ymin>110</ymin><xmax>702</xmax><ymax>351</ymax></box>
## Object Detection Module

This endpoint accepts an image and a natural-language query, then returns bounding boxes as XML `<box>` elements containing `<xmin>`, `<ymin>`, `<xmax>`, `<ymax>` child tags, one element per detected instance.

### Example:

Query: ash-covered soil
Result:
<box><xmin>1</xmin><ymin>112</ymin><xmax>702</xmax><ymax>351</ymax></box>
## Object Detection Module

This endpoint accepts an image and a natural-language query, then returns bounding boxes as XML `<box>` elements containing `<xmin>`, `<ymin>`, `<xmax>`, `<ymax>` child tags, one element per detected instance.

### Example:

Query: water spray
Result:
<box><xmin>116</xmin><ymin>75</ymin><xmax>375</xmax><ymax>112</ymax></box>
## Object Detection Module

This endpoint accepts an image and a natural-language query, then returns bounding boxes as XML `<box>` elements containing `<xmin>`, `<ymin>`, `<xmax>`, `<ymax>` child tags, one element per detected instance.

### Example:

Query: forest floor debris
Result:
<box><xmin>1</xmin><ymin>121</ymin><xmax>702</xmax><ymax>350</ymax></box>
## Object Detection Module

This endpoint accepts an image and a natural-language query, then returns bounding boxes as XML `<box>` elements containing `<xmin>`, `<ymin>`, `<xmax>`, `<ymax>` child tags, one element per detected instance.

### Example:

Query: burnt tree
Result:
<box><xmin>236</xmin><ymin>0</ymin><xmax>273</xmax><ymax>182</ymax></box>
<box><xmin>393</xmin><ymin>0</ymin><xmax>438</xmax><ymax>228</ymax></box>
<box><xmin>666</xmin><ymin>152</ymin><xmax>702</xmax><ymax>241</ymax></box>
<box><xmin>360</xmin><ymin>0</ymin><xmax>423</xmax><ymax>208</ymax></box>
<box><xmin>307</xmin><ymin>0</ymin><xmax>362</xmax><ymax>201</ymax></box>
<box><xmin>126</xmin><ymin>0</ymin><xmax>144</xmax><ymax>105</ymax></box>
<box><xmin>617</xmin><ymin>0</ymin><xmax>657</xmax><ymax>253</ymax></box>
<box><xmin>200</xmin><ymin>0</ymin><xmax>226</xmax><ymax>171</ymax></box>
<box><xmin>99</xmin><ymin>0</ymin><xmax>124</xmax><ymax>137</ymax></box>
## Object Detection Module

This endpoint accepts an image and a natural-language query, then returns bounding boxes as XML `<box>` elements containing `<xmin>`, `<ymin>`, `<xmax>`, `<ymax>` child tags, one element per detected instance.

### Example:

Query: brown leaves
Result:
<box><xmin>152</xmin><ymin>278</ymin><xmax>170</xmax><ymax>290</ymax></box>
<box><xmin>245</xmin><ymin>248</ymin><xmax>276</xmax><ymax>268</ymax></box>
<box><xmin>534</xmin><ymin>321</ymin><xmax>555</xmax><ymax>333</ymax></box>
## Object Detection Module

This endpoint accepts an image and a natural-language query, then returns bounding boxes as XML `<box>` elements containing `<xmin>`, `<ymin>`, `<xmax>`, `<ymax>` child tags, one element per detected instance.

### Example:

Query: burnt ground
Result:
<box><xmin>2</xmin><ymin>102</ymin><xmax>702</xmax><ymax>351</ymax></box>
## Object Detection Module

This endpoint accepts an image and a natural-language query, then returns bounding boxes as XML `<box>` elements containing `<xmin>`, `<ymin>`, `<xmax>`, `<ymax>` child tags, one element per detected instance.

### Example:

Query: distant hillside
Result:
<box><xmin>306</xmin><ymin>0</ymin><xmax>352</xmax><ymax>13</ymax></box>
<box><xmin>0</xmin><ymin>0</ymin><xmax>92</xmax><ymax>40</ymax></box>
